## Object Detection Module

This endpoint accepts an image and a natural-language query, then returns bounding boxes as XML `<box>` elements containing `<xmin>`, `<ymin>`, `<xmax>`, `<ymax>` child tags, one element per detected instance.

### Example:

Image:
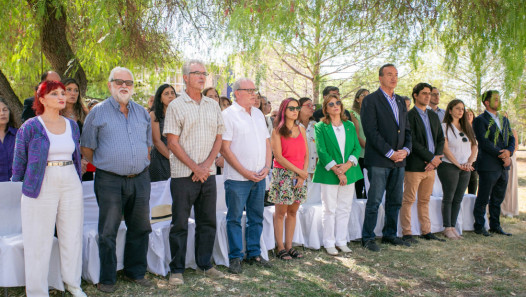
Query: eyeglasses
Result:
<box><xmin>459</xmin><ymin>132</ymin><xmax>468</xmax><ymax>142</ymax></box>
<box><xmin>111</xmin><ymin>79</ymin><xmax>134</xmax><ymax>86</ymax></box>
<box><xmin>431</xmin><ymin>93</ymin><xmax>440</xmax><ymax>96</ymax></box>
<box><xmin>302</xmin><ymin>103</ymin><xmax>313</xmax><ymax>108</ymax></box>
<box><xmin>237</xmin><ymin>89</ymin><xmax>258</xmax><ymax>94</ymax></box>
<box><xmin>188</xmin><ymin>71</ymin><xmax>209</xmax><ymax>77</ymax></box>
<box><xmin>327</xmin><ymin>101</ymin><xmax>342</xmax><ymax>108</ymax></box>
<box><xmin>287</xmin><ymin>106</ymin><xmax>302</xmax><ymax>112</ymax></box>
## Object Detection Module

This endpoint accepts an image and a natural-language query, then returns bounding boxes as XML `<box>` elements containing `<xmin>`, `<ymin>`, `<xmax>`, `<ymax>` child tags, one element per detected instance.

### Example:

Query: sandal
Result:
<box><xmin>276</xmin><ymin>249</ymin><xmax>292</xmax><ymax>260</ymax></box>
<box><xmin>288</xmin><ymin>248</ymin><xmax>303</xmax><ymax>259</ymax></box>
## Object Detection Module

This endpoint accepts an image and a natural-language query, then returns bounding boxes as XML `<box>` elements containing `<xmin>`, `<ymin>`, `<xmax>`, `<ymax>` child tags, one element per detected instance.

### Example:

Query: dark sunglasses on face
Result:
<box><xmin>459</xmin><ymin>132</ymin><xmax>468</xmax><ymax>142</ymax></box>
<box><xmin>328</xmin><ymin>101</ymin><xmax>342</xmax><ymax>108</ymax></box>
<box><xmin>287</xmin><ymin>106</ymin><xmax>302</xmax><ymax>112</ymax></box>
<box><xmin>111</xmin><ymin>79</ymin><xmax>134</xmax><ymax>86</ymax></box>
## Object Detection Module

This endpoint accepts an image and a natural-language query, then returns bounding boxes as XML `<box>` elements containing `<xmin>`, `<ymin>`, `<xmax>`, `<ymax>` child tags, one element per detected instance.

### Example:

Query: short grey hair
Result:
<box><xmin>108</xmin><ymin>67</ymin><xmax>134</xmax><ymax>82</ymax></box>
<box><xmin>182</xmin><ymin>59</ymin><xmax>206</xmax><ymax>76</ymax></box>
<box><xmin>232</xmin><ymin>77</ymin><xmax>253</xmax><ymax>99</ymax></box>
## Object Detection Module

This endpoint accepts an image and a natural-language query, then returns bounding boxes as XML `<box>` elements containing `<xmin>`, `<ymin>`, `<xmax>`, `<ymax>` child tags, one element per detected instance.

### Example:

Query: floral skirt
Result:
<box><xmin>268</xmin><ymin>167</ymin><xmax>307</xmax><ymax>205</ymax></box>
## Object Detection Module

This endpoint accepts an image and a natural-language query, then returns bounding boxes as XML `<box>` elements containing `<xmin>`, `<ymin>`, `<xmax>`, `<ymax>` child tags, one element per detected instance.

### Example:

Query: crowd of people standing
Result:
<box><xmin>0</xmin><ymin>61</ymin><xmax>520</xmax><ymax>296</ymax></box>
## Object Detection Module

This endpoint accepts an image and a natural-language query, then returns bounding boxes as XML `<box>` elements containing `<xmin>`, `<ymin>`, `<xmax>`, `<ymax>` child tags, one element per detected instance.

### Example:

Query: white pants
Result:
<box><xmin>321</xmin><ymin>183</ymin><xmax>354</xmax><ymax>248</ymax></box>
<box><xmin>21</xmin><ymin>165</ymin><xmax>83</xmax><ymax>297</ymax></box>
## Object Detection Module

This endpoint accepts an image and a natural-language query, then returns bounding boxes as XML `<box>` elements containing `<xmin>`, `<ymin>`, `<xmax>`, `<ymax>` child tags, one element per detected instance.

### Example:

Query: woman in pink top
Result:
<box><xmin>268</xmin><ymin>98</ymin><xmax>309</xmax><ymax>260</ymax></box>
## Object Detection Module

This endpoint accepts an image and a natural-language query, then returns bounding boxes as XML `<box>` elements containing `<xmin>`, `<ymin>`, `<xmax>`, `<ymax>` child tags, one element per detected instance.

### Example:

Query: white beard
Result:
<box><xmin>111</xmin><ymin>86</ymin><xmax>132</xmax><ymax>104</ymax></box>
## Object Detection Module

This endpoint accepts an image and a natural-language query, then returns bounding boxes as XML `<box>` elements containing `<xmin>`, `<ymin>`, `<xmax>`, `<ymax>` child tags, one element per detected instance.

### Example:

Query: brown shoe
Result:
<box><xmin>199</xmin><ymin>267</ymin><xmax>225</xmax><ymax>279</ymax></box>
<box><xmin>124</xmin><ymin>275</ymin><xmax>153</xmax><ymax>287</ymax></box>
<box><xmin>97</xmin><ymin>283</ymin><xmax>117</xmax><ymax>293</ymax></box>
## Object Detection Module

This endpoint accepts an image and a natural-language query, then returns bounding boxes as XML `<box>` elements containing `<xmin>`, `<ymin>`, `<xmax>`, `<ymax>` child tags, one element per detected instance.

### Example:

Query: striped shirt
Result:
<box><xmin>163</xmin><ymin>91</ymin><xmax>225</xmax><ymax>178</ymax></box>
<box><xmin>81</xmin><ymin>96</ymin><xmax>152</xmax><ymax>175</ymax></box>
<box><xmin>379</xmin><ymin>88</ymin><xmax>410</xmax><ymax>158</ymax></box>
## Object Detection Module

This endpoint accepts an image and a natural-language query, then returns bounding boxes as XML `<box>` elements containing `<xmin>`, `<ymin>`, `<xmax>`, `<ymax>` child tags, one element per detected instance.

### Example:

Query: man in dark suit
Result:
<box><xmin>313</xmin><ymin>86</ymin><xmax>352</xmax><ymax>122</ymax></box>
<box><xmin>360</xmin><ymin>64</ymin><xmax>412</xmax><ymax>252</ymax></box>
<box><xmin>472</xmin><ymin>90</ymin><xmax>515</xmax><ymax>236</ymax></box>
<box><xmin>20</xmin><ymin>71</ymin><xmax>61</xmax><ymax>123</ymax></box>
<box><xmin>400</xmin><ymin>83</ymin><xmax>445</xmax><ymax>244</ymax></box>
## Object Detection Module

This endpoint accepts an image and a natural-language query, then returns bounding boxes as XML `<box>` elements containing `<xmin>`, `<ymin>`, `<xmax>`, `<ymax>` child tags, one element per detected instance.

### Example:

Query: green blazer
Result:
<box><xmin>312</xmin><ymin>120</ymin><xmax>363</xmax><ymax>185</ymax></box>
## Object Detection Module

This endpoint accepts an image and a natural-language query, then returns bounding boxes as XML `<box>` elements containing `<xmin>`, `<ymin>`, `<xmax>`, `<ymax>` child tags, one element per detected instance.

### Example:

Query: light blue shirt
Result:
<box><xmin>416</xmin><ymin>107</ymin><xmax>435</xmax><ymax>154</ymax></box>
<box><xmin>81</xmin><ymin>96</ymin><xmax>152</xmax><ymax>175</ymax></box>
<box><xmin>487</xmin><ymin>111</ymin><xmax>502</xmax><ymax>130</ymax></box>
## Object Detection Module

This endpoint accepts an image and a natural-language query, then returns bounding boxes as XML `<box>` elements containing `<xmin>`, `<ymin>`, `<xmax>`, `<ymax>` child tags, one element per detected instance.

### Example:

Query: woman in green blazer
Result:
<box><xmin>312</xmin><ymin>94</ymin><xmax>363</xmax><ymax>256</ymax></box>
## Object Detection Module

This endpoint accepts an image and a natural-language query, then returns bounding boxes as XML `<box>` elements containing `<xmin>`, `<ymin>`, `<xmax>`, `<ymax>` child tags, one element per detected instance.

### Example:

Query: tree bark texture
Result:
<box><xmin>0</xmin><ymin>68</ymin><xmax>23</xmax><ymax>126</ymax></box>
<box><xmin>28</xmin><ymin>0</ymin><xmax>88</xmax><ymax>95</ymax></box>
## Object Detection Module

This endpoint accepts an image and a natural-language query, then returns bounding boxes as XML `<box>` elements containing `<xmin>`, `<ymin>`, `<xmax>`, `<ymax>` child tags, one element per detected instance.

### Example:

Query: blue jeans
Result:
<box><xmin>362</xmin><ymin>166</ymin><xmax>404</xmax><ymax>242</ymax></box>
<box><xmin>224</xmin><ymin>179</ymin><xmax>265</xmax><ymax>259</ymax></box>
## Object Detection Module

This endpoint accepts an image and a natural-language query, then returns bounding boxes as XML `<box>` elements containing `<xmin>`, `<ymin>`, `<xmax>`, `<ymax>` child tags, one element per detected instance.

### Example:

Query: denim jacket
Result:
<box><xmin>12</xmin><ymin>116</ymin><xmax>82</xmax><ymax>198</ymax></box>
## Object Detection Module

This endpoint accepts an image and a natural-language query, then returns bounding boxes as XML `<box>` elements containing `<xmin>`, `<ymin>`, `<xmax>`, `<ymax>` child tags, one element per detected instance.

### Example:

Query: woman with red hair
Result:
<box><xmin>12</xmin><ymin>81</ymin><xmax>86</xmax><ymax>297</ymax></box>
<box><xmin>268</xmin><ymin>98</ymin><xmax>308</xmax><ymax>260</ymax></box>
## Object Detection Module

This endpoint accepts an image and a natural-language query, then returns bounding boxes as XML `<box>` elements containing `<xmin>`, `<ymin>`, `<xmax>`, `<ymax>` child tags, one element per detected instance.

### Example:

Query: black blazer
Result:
<box><xmin>21</xmin><ymin>97</ymin><xmax>36</xmax><ymax>123</ymax></box>
<box><xmin>361</xmin><ymin>88</ymin><xmax>412</xmax><ymax>168</ymax></box>
<box><xmin>473</xmin><ymin>111</ymin><xmax>515</xmax><ymax>171</ymax></box>
<box><xmin>405</xmin><ymin>107</ymin><xmax>444</xmax><ymax>172</ymax></box>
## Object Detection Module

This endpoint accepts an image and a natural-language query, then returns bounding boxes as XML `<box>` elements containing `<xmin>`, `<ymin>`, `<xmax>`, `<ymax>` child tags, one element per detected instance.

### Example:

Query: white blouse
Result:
<box><xmin>332</xmin><ymin>124</ymin><xmax>346</xmax><ymax>162</ymax></box>
<box><xmin>442</xmin><ymin>123</ymin><xmax>472</xmax><ymax>164</ymax></box>
<box><xmin>300</xmin><ymin>121</ymin><xmax>318</xmax><ymax>173</ymax></box>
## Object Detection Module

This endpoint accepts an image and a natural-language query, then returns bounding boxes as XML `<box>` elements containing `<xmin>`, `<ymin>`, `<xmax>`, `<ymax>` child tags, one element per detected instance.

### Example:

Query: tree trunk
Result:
<box><xmin>28</xmin><ymin>0</ymin><xmax>88</xmax><ymax>96</ymax></box>
<box><xmin>312</xmin><ymin>0</ymin><xmax>322</xmax><ymax>105</ymax></box>
<box><xmin>0</xmin><ymin>68</ymin><xmax>23</xmax><ymax>126</ymax></box>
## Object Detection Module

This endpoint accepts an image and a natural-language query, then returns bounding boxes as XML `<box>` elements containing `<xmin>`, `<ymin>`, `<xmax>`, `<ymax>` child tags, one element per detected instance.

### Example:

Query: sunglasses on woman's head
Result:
<box><xmin>328</xmin><ymin>101</ymin><xmax>342</xmax><ymax>108</ymax></box>
<box><xmin>287</xmin><ymin>106</ymin><xmax>302</xmax><ymax>112</ymax></box>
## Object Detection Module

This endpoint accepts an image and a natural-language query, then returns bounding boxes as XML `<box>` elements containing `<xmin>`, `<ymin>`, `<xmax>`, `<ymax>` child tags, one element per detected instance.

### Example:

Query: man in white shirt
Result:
<box><xmin>221</xmin><ymin>78</ymin><xmax>272</xmax><ymax>274</ymax></box>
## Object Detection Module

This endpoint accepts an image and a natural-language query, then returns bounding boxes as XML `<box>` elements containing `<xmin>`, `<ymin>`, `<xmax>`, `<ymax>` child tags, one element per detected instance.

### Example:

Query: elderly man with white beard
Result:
<box><xmin>81</xmin><ymin>67</ymin><xmax>153</xmax><ymax>293</ymax></box>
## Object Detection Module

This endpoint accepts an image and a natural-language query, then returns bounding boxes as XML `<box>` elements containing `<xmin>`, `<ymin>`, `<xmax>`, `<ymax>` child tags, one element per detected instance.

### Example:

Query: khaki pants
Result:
<box><xmin>21</xmin><ymin>165</ymin><xmax>83</xmax><ymax>297</ymax></box>
<box><xmin>400</xmin><ymin>170</ymin><xmax>435</xmax><ymax>236</ymax></box>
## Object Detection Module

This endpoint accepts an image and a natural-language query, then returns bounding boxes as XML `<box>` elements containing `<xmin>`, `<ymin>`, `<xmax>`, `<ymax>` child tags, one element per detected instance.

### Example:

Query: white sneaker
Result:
<box><xmin>326</xmin><ymin>246</ymin><xmax>338</xmax><ymax>256</ymax></box>
<box><xmin>66</xmin><ymin>285</ymin><xmax>87</xmax><ymax>297</ymax></box>
<box><xmin>337</xmin><ymin>245</ymin><xmax>352</xmax><ymax>253</ymax></box>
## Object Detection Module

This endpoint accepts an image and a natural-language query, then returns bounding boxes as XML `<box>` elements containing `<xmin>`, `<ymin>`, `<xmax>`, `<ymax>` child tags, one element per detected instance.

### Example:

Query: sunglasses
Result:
<box><xmin>287</xmin><ymin>106</ymin><xmax>302</xmax><ymax>112</ymax></box>
<box><xmin>111</xmin><ymin>79</ymin><xmax>134</xmax><ymax>86</ymax></box>
<box><xmin>459</xmin><ymin>132</ymin><xmax>468</xmax><ymax>142</ymax></box>
<box><xmin>328</xmin><ymin>101</ymin><xmax>342</xmax><ymax>108</ymax></box>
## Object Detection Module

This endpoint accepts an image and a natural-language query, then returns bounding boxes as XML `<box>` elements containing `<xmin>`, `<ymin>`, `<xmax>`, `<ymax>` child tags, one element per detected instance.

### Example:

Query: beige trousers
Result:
<box><xmin>21</xmin><ymin>165</ymin><xmax>83</xmax><ymax>297</ymax></box>
<box><xmin>400</xmin><ymin>170</ymin><xmax>435</xmax><ymax>236</ymax></box>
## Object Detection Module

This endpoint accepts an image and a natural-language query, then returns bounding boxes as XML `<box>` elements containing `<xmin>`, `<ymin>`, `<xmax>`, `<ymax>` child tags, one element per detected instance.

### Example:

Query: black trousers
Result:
<box><xmin>169</xmin><ymin>176</ymin><xmax>217</xmax><ymax>273</ymax></box>
<box><xmin>94</xmin><ymin>169</ymin><xmax>152</xmax><ymax>284</ymax></box>
<box><xmin>437</xmin><ymin>162</ymin><xmax>470</xmax><ymax>227</ymax></box>
<box><xmin>473</xmin><ymin>169</ymin><xmax>508</xmax><ymax>231</ymax></box>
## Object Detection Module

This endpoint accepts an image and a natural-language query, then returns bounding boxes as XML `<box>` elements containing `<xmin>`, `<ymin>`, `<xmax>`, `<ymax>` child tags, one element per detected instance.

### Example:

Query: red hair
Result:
<box><xmin>33</xmin><ymin>81</ymin><xmax>65</xmax><ymax>115</ymax></box>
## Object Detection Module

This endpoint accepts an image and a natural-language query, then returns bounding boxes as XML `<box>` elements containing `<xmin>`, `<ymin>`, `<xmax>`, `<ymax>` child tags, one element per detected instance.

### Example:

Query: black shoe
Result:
<box><xmin>228</xmin><ymin>258</ymin><xmax>243</xmax><ymax>274</ymax></box>
<box><xmin>420</xmin><ymin>233</ymin><xmax>446</xmax><ymax>242</ymax></box>
<box><xmin>381</xmin><ymin>236</ymin><xmax>411</xmax><ymax>247</ymax></box>
<box><xmin>362</xmin><ymin>240</ymin><xmax>380</xmax><ymax>252</ymax></box>
<box><xmin>402</xmin><ymin>235</ymin><xmax>419</xmax><ymax>244</ymax></box>
<box><xmin>474</xmin><ymin>229</ymin><xmax>493</xmax><ymax>237</ymax></box>
<box><xmin>489</xmin><ymin>227</ymin><xmax>512</xmax><ymax>236</ymax></box>
<box><xmin>244</xmin><ymin>256</ymin><xmax>273</xmax><ymax>268</ymax></box>
<box><xmin>97</xmin><ymin>283</ymin><xmax>117</xmax><ymax>293</ymax></box>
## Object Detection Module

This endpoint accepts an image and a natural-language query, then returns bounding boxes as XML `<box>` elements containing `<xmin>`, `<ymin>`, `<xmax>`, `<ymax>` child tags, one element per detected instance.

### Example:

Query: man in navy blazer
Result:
<box><xmin>472</xmin><ymin>90</ymin><xmax>515</xmax><ymax>236</ymax></box>
<box><xmin>360</xmin><ymin>64</ymin><xmax>412</xmax><ymax>252</ymax></box>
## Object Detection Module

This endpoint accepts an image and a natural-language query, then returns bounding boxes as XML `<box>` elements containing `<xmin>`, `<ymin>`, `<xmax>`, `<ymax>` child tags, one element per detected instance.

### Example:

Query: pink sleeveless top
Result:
<box><xmin>273</xmin><ymin>131</ymin><xmax>306</xmax><ymax>170</ymax></box>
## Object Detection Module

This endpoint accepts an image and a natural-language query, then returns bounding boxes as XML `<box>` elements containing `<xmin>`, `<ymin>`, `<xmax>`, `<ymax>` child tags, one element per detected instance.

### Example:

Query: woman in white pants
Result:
<box><xmin>12</xmin><ymin>81</ymin><xmax>85</xmax><ymax>297</ymax></box>
<box><xmin>312</xmin><ymin>94</ymin><xmax>363</xmax><ymax>256</ymax></box>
